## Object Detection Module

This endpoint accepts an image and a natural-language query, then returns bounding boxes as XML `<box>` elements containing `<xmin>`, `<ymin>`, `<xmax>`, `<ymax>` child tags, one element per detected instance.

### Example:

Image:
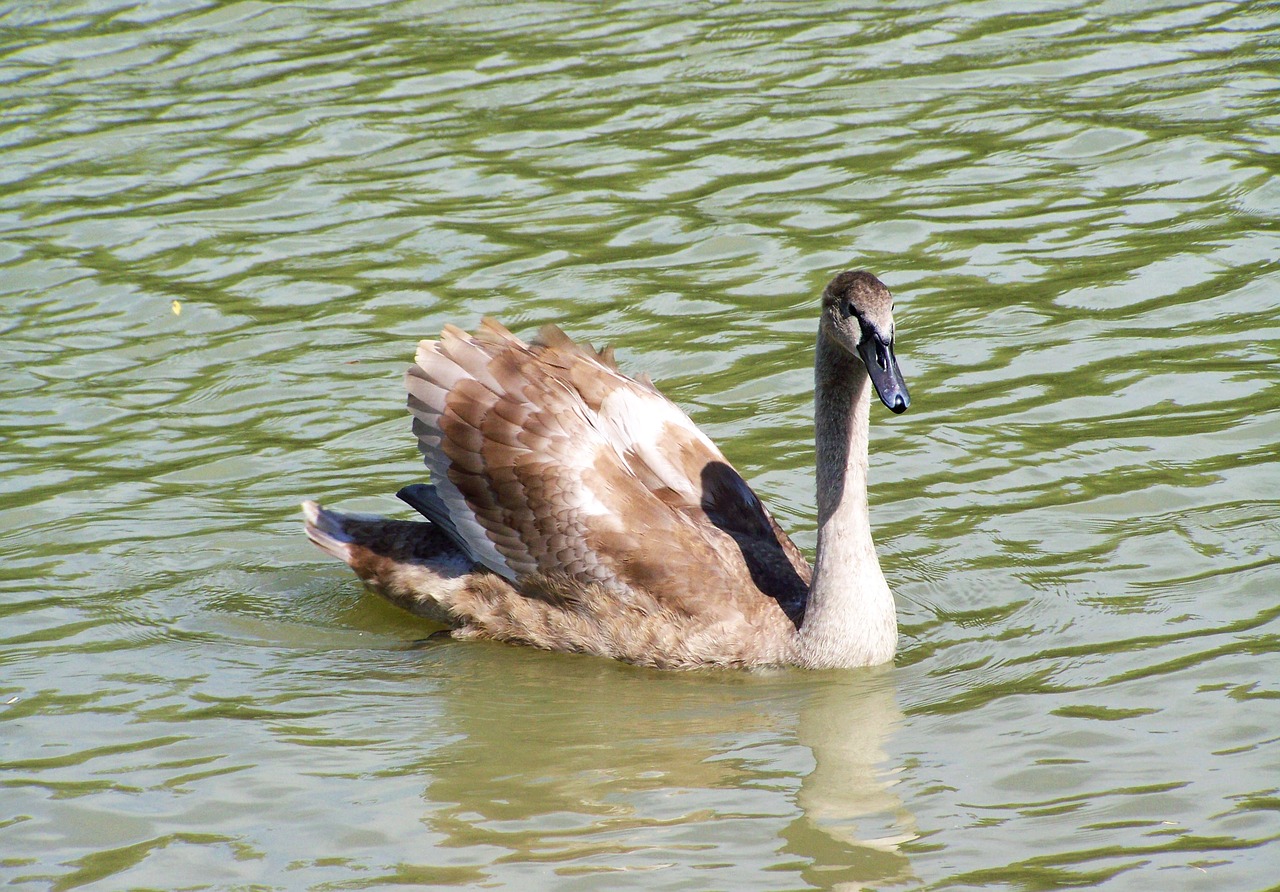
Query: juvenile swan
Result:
<box><xmin>303</xmin><ymin>271</ymin><xmax>910</xmax><ymax>669</ymax></box>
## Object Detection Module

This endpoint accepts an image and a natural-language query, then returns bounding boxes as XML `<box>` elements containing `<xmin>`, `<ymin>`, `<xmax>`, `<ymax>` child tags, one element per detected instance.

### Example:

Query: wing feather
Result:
<box><xmin>405</xmin><ymin>320</ymin><xmax>810</xmax><ymax>617</ymax></box>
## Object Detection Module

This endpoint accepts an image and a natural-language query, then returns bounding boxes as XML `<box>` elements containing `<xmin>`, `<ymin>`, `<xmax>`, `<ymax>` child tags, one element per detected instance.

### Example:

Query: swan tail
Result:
<box><xmin>302</xmin><ymin>500</ymin><xmax>359</xmax><ymax>563</ymax></box>
<box><xmin>300</xmin><ymin>500</ymin><xmax>474</xmax><ymax>624</ymax></box>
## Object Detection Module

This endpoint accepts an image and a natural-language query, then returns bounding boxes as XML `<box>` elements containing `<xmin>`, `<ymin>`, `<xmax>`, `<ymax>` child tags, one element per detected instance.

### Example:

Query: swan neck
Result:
<box><xmin>801</xmin><ymin>328</ymin><xmax>897</xmax><ymax>668</ymax></box>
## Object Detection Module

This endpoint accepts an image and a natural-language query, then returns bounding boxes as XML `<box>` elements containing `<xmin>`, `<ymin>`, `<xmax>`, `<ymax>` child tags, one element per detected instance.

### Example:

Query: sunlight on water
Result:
<box><xmin>1</xmin><ymin>1</ymin><xmax>1277</xmax><ymax>889</ymax></box>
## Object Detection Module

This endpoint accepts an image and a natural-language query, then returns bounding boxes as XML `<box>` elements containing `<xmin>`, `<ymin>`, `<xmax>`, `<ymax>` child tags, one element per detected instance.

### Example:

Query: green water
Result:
<box><xmin>2</xmin><ymin>1</ymin><xmax>1278</xmax><ymax>889</ymax></box>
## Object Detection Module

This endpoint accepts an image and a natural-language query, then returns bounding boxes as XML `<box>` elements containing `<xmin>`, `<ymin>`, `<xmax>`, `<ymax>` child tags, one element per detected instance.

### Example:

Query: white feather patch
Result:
<box><xmin>597</xmin><ymin>387</ymin><xmax>723</xmax><ymax>495</ymax></box>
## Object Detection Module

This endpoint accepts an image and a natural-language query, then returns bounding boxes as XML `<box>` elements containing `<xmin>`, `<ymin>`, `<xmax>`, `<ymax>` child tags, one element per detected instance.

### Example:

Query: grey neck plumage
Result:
<box><xmin>799</xmin><ymin>328</ymin><xmax>898</xmax><ymax>668</ymax></box>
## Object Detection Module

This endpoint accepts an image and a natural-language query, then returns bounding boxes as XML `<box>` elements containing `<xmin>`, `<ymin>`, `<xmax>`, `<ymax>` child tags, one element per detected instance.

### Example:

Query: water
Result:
<box><xmin>2</xmin><ymin>1</ymin><xmax>1278</xmax><ymax>888</ymax></box>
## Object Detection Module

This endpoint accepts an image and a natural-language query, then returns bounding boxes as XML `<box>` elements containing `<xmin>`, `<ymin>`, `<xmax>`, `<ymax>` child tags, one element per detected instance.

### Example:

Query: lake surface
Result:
<box><xmin>2</xmin><ymin>1</ymin><xmax>1278</xmax><ymax>889</ymax></box>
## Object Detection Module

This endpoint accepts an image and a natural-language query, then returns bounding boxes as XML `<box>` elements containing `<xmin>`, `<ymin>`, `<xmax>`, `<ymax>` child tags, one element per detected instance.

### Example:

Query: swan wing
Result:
<box><xmin>404</xmin><ymin>319</ymin><xmax>809</xmax><ymax>614</ymax></box>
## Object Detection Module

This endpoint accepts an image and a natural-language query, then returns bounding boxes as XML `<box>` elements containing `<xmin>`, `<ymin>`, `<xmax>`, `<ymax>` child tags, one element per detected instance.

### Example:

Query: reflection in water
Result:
<box><xmin>413</xmin><ymin>647</ymin><xmax>912</xmax><ymax>886</ymax></box>
<box><xmin>790</xmin><ymin>670</ymin><xmax>915</xmax><ymax>889</ymax></box>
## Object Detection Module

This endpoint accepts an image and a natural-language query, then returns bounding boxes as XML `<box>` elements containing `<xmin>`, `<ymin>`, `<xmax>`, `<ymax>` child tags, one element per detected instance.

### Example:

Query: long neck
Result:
<box><xmin>799</xmin><ymin>328</ymin><xmax>898</xmax><ymax>668</ymax></box>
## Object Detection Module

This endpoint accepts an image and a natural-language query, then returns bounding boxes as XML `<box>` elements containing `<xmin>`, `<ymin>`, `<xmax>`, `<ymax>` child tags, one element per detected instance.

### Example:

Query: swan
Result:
<box><xmin>302</xmin><ymin>270</ymin><xmax>910</xmax><ymax>669</ymax></box>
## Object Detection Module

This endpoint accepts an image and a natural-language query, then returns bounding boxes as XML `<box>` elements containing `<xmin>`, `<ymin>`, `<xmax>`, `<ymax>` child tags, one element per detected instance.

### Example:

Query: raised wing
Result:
<box><xmin>404</xmin><ymin>318</ymin><xmax>809</xmax><ymax>618</ymax></box>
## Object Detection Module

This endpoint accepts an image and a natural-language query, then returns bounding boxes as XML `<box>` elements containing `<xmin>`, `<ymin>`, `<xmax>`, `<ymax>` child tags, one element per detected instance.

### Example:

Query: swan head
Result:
<box><xmin>821</xmin><ymin>271</ymin><xmax>910</xmax><ymax>414</ymax></box>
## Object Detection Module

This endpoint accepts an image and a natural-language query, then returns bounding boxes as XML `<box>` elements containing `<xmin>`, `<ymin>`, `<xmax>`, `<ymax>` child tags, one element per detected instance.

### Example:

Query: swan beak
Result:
<box><xmin>858</xmin><ymin>336</ymin><xmax>910</xmax><ymax>414</ymax></box>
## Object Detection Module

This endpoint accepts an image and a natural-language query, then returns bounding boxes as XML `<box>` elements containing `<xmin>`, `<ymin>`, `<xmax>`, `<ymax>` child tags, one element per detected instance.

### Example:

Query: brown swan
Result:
<box><xmin>302</xmin><ymin>270</ymin><xmax>910</xmax><ymax>669</ymax></box>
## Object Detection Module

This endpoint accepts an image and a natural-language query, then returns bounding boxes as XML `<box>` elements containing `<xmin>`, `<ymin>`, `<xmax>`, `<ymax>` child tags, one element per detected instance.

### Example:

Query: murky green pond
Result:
<box><xmin>3</xmin><ymin>1</ymin><xmax>1278</xmax><ymax>889</ymax></box>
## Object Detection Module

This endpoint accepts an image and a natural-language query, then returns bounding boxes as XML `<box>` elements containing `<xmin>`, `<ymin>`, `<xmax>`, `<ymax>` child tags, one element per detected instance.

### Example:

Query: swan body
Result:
<box><xmin>303</xmin><ymin>270</ymin><xmax>909</xmax><ymax>669</ymax></box>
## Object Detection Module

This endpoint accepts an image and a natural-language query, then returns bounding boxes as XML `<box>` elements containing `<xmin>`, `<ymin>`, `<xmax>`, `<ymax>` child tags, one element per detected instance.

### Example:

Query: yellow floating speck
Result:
<box><xmin>172</xmin><ymin>300</ymin><xmax>182</xmax><ymax>316</ymax></box>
